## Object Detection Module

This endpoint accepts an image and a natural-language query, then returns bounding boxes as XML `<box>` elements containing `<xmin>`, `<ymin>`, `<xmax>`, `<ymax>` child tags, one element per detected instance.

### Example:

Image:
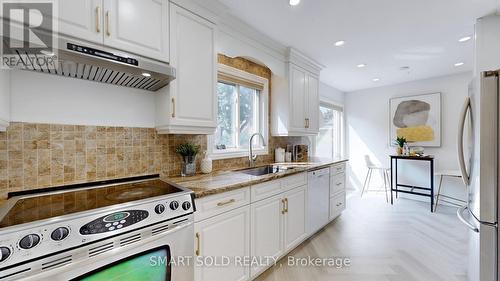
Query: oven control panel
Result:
<box><xmin>80</xmin><ymin>210</ymin><xmax>149</xmax><ymax>235</ymax></box>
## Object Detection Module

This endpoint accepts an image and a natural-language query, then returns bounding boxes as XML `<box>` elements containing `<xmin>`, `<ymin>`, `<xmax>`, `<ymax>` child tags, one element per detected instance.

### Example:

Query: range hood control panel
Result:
<box><xmin>67</xmin><ymin>43</ymin><xmax>139</xmax><ymax>66</ymax></box>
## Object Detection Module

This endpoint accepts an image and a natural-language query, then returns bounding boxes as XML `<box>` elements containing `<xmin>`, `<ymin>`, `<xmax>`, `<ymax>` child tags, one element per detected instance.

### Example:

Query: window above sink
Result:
<box><xmin>208</xmin><ymin>64</ymin><xmax>269</xmax><ymax>160</ymax></box>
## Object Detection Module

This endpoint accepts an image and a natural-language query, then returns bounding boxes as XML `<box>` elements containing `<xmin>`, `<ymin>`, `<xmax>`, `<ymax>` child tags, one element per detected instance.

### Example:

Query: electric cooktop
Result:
<box><xmin>0</xmin><ymin>175</ymin><xmax>186</xmax><ymax>228</ymax></box>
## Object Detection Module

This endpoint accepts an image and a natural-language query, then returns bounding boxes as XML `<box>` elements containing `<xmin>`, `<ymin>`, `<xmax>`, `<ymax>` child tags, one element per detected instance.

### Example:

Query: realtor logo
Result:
<box><xmin>0</xmin><ymin>0</ymin><xmax>58</xmax><ymax>69</ymax></box>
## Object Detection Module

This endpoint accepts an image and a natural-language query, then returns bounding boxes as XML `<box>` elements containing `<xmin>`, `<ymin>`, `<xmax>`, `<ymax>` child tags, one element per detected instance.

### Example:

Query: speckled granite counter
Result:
<box><xmin>165</xmin><ymin>158</ymin><xmax>348</xmax><ymax>198</ymax></box>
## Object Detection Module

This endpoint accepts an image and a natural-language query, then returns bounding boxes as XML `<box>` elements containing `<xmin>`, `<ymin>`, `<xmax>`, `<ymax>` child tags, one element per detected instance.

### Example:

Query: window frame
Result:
<box><xmin>312</xmin><ymin>99</ymin><xmax>344</xmax><ymax>159</ymax></box>
<box><xmin>208</xmin><ymin>64</ymin><xmax>269</xmax><ymax>160</ymax></box>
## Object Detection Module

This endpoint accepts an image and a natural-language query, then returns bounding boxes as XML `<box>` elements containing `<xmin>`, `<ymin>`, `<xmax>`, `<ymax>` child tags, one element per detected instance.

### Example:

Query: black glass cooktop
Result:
<box><xmin>0</xmin><ymin>177</ymin><xmax>183</xmax><ymax>228</ymax></box>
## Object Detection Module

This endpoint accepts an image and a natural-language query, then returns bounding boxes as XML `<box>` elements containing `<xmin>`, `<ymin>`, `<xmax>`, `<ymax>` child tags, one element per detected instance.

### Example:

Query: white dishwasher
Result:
<box><xmin>307</xmin><ymin>168</ymin><xmax>330</xmax><ymax>235</ymax></box>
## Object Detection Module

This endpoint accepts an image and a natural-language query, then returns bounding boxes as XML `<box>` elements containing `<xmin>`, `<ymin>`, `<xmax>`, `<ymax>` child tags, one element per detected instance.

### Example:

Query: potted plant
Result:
<box><xmin>394</xmin><ymin>137</ymin><xmax>406</xmax><ymax>155</ymax></box>
<box><xmin>175</xmin><ymin>143</ymin><xmax>201</xmax><ymax>176</ymax></box>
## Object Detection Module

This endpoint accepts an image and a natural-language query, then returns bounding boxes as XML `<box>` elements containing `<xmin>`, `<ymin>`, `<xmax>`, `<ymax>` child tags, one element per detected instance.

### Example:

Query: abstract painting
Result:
<box><xmin>389</xmin><ymin>93</ymin><xmax>441</xmax><ymax>147</ymax></box>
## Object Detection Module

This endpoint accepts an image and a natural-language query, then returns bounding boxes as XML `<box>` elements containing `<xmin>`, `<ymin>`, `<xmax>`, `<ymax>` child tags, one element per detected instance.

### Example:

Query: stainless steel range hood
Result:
<box><xmin>10</xmin><ymin>38</ymin><xmax>175</xmax><ymax>91</ymax></box>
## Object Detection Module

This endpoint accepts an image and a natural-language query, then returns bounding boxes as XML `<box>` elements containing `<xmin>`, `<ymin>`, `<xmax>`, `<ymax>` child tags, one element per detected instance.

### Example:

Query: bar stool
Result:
<box><xmin>434</xmin><ymin>170</ymin><xmax>466</xmax><ymax>211</ymax></box>
<box><xmin>361</xmin><ymin>155</ymin><xmax>390</xmax><ymax>202</ymax></box>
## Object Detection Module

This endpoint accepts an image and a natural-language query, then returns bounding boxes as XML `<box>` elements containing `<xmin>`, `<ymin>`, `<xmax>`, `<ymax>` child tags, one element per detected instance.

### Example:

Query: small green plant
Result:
<box><xmin>175</xmin><ymin>143</ymin><xmax>201</xmax><ymax>157</ymax></box>
<box><xmin>395</xmin><ymin>137</ymin><xmax>407</xmax><ymax>148</ymax></box>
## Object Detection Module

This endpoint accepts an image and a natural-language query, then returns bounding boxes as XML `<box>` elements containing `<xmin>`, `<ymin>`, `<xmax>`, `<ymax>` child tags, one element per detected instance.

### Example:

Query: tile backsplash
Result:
<box><xmin>0</xmin><ymin>123</ymin><xmax>167</xmax><ymax>199</ymax></box>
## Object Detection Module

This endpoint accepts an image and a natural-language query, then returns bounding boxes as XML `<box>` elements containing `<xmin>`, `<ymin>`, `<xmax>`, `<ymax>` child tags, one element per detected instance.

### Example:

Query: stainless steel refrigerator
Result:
<box><xmin>457</xmin><ymin>70</ymin><xmax>499</xmax><ymax>281</ymax></box>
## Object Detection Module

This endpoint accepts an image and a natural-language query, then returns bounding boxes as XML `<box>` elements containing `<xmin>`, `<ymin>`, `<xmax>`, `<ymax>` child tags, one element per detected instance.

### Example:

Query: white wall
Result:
<box><xmin>345</xmin><ymin>72</ymin><xmax>472</xmax><ymax>203</ymax></box>
<box><xmin>10</xmin><ymin>71</ymin><xmax>156</xmax><ymax>127</ymax></box>
<box><xmin>0</xmin><ymin>70</ymin><xmax>10</xmax><ymax>130</ymax></box>
<box><xmin>319</xmin><ymin>82</ymin><xmax>345</xmax><ymax>105</ymax></box>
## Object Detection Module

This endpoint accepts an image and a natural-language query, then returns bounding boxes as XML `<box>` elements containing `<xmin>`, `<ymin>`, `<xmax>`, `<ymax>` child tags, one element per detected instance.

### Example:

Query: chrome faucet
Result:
<box><xmin>249</xmin><ymin>133</ymin><xmax>266</xmax><ymax>167</ymax></box>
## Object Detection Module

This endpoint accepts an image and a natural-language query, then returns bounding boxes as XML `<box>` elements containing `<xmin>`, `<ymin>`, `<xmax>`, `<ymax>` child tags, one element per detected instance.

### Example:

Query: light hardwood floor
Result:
<box><xmin>255</xmin><ymin>193</ymin><xmax>469</xmax><ymax>281</ymax></box>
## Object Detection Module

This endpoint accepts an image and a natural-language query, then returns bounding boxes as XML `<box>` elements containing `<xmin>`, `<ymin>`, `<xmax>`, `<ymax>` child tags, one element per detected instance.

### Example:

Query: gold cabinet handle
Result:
<box><xmin>285</xmin><ymin>198</ymin><xmax>288</xmax><ymax>213</ymax></box>
<box><xmin>217</xmin><ymin>199</ymin><xmax>235</xmax><ymax>207</ymax></box>
<box><xmin>105</xmin><ymin>11</ymin><xmax>111</xmax><ymax>36</ymax></box>
<box><xmin>305</xmin><ymin>118</ymin><xmax>310</xmax><ymax>128</ymax></box>
<box><xmin>281</xmin><ymin>199</ymin><xmax>286</xmax><ymax>214</ymax></box>
<box><xmin>171</xmin><ymin>97</ymin><xmax>176</xmax><ymax>118</ymax></box>
<box><xmin>95</xmin><ymin>6</ymin><xmax>101</xmax><ymax>33</ymax></box>
<box><xmin>195</xmin><ymin>232</ymin><xmax>200</xmax><ymax>256</ymax></box>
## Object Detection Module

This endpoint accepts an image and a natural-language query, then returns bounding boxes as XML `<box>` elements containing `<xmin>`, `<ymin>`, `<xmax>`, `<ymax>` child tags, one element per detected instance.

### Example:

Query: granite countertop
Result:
<box><xmin>165</xmin><ymin>158</ymin><xmax>348</xmax><ymax>198</ymax></box>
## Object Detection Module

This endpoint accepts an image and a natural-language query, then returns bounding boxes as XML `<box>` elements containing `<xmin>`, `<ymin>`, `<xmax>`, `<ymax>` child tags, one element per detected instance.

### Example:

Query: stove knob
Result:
<box><xmin>182</xmin><ymin>201</ymin><xmax>191</xmax><ymax>211</ymax></box>
<box><xmin>169</xmin><ymin>201</ymin><xmax>179</xmax><ymax>210</ymax></box>
<box><xmin>19</xmin><ymin>234</ymin><xmax>40</xmax><ymax>249</ymax></box>
<box><xmin>51</xmin><ymin>227</ymin><xmax>70</xmax><ymax>241</ymax></box>
<box><xmin>0</xmin><ymin>247</ymin><xmax>11</xmax><ymax>262</ymax></box>
<box><xmin>155</xmin><ymin>204</ymin><xmax>165</xmax><ymax>214</ymax></box>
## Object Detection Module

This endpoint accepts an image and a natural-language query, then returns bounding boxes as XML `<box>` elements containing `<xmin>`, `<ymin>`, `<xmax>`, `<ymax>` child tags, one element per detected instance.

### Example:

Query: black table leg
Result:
<box><xmin>395</xmin><ymin>158</ymin><xmax>398</xmax><ymax>198</ymax></box>
<box><xmin>430</xmin><ymin>159</ymin><xmax>434</xmax><ymax>212</ymax></box>
<box><xmin>390</xmin><ymin>158</ymin><xmax>393</xmax><ymax>205</ymax></box>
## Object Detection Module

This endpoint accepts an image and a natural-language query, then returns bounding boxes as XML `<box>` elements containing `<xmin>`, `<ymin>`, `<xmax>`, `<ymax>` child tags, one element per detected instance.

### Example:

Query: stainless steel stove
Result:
<box><xmin>0</xmin><ymin>175</ymin><xmax>195</xmax><ymax>281</ymax></box>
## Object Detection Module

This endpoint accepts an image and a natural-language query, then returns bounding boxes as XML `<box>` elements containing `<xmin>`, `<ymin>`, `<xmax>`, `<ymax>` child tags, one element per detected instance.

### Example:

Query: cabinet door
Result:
<box><xmin>289</xmin><ymin>65</ymin><xmax>307</xmax><ymax>132</ymax></box>
<box><xmin>283</xmin><ymin>185</ymin><xmax>308</xmax><ymax>252</ymax></box>
<box><xmin>306</xmin><ymin>74</ymin><xmax>319</xmax><ymax>133</ymax></box>
<box><xmin>103</xmin><ymin>0</ymin><xmax>169</xmax><ymax>61</ymax></box>
<box><xmin>194</xmin><ymin>207</ymin><xmax>250</xmax><ymax>281</ymax></box>
<box><xmin>168</xmin><ymin>4</ymin><xmax>217</xmax><ymax>131</ymax></box>
<box><xmin>250</xmin><ymin>194</ymin><xmax>283</xmax><ymax>277</ymax></box>
<box><xmin>58</xmin><ymin>0</ymin><xmax>103</xmax><ymax>44</ymax></box>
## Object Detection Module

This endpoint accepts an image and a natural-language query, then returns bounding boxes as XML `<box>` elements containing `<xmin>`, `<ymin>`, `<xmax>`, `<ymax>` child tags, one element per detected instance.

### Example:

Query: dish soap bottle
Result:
<box><xmin>201</xmin><ymin>151</ymin><xmax>212</xmax><ymax>174</ymax></box>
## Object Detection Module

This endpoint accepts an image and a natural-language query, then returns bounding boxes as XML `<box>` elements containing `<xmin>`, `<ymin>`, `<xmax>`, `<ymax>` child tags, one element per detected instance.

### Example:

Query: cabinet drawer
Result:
<box><xmin>195</xmin><ymin>187</ymin><xmax>250</xmax><ymax>222</ymax></box>
<box><xmin>251</xmin><ymin>180</ymin><xmax>282</xmax><ymax>202</ymax></box>
<box><xmin>330</xmin><ymin>163</ymin><xmax>346</xmax><ymax>175</ymax></box>
<box><xmin>330</xmin><ymin>173</ymin><xmax>345</xmax><ymax>196</ymax></box>
<box><xmin>281</xmin><ymin>172</ymin><xmax>307</xmax><ymax>192</ymax></box>
<box><xmin>329</xmin><ymin>192</ymin><xmax>346</xmax><ymax>220</ymax></box>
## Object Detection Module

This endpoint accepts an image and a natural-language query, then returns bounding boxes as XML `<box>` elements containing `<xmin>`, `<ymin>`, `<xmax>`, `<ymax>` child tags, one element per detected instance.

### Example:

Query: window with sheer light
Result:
<box><xmin>315</xmin><ymin>103</ymin><xmax>344</xmax><ymax>159</ymax></box>
<box><xmin>208</xmin><ymin>64</ymin><xmax>269</xmax><ymax>159</ymax></box>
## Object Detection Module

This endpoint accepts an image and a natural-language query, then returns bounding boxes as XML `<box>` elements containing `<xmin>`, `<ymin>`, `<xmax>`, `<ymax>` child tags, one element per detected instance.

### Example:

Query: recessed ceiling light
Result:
<box><xmin>458</xmin><ymin>36</ymin><xmax>472</xmax><ymax>43</ymax></box>
<box><xmin>372</xmin><ymin>78</ymin><xmax>380</xmax><ymax>82</ymax></box>
<box><xmin>454</xmin><ymin>62</ymin><xmax>465</xmax><ymax>67</ymax></box>
<box><xmin>356</xmin><ymin>63</ymin><xmax>367</xmax><ymax>68</ymax></box>
<box><xmin>142</xmin><ymin>72</ymin><xmax>152</xmax><ymax>77</ymax></box>
<box><xmin>334</xmin><ymin>40</ymin><xmax>345</xmax><ymax>47</ymax></box>
<box><xmin>289</xmin><ymin>0</ymin><xmax>300</xmax><ymax>6</ymax></box>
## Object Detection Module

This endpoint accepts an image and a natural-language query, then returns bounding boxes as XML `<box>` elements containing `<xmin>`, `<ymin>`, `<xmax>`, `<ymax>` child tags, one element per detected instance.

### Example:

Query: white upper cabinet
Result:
<box><xmin>57</xmin><ymin>0</ymin><xmax>103</xmax><ymax>44</ymax></box>
<box><xmin>271</xmin><ymin>48</ymin><xmax>323</xmax><ymax>136</ymax></box>
<box><xmin>103</xmin><ymin>0</ymin><xmax>169</xmax><ymax>62</ymax></box>
<box><xmin>289</xmin><ymin>65</ymin><xmax>307</xmax><ymax>132</ymax></box>
<box><xmin>58</xmin><ymin>0</ymin><xmax>169</xmax><ymax>62</ymax></box>
<box><xmin>306</xmin><ymin>74</ymin><xmax>320</xmax><ymax>133</ymax></box>
<box><xmin>155</xmin><ymin>3</ymin><xmax>216</xmax><ymax>134</ymax></box>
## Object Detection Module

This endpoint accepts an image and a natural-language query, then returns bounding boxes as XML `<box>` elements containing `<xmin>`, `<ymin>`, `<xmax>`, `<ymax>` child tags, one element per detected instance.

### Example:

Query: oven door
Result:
<box><xmin>22</xmin><ymin>221</ymin><xmax>194</xmax><ymax>281</ymax></box>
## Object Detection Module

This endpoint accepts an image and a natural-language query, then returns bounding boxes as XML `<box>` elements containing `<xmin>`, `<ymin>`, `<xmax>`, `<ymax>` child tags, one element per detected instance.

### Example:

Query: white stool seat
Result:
<box><xmin>362</xmin><ymin>155</ymin><xmax>390</xmax><ymax>202</ymax></box>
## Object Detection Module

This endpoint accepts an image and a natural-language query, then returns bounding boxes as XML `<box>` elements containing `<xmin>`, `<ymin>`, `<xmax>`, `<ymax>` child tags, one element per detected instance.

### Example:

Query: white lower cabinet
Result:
<box><xmin>283</xmin><ymin>185</ymin><xmax>308</xmax><ymax>251</ymax></box>
<box><xmin>193</xmin><ymin>165</ymin><xmax>347</xmax><ymax>281</ymax></box>
<box><xmin>194</xmin><ymin>206</ymin><xmax>250</xmax><ymax>281</ymax></box>
<box><xmin>250</xmin><ymin>194</ymin><xmax>283</xmax><ymax>277</ymax></box>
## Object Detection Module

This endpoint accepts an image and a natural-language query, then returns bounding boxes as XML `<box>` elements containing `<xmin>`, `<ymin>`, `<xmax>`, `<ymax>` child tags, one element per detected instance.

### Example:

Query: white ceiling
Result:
<box><xmin>218</xmin><ymin>0</ymin><xmax>500</xmax><ymax>92</ymax></box>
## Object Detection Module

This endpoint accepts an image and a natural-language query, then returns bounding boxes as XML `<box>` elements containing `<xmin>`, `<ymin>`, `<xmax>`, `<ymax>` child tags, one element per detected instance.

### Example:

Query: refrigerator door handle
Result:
<box><xmin>457</xmin><ymin>206</ymin><xmax>479</xmax><ymax>233</ymax></box>
<box><xmin>457</xmin><ymin>97</ymin><xmax>471</xmax><ymax>186</ymax></box>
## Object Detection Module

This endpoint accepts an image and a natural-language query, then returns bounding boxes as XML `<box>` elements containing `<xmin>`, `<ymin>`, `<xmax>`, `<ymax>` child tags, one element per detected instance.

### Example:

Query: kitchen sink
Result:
<box><xmin>239</xmin><ymin>165</ymin><xmax>293</xmax><ymax>176</ymax></box>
